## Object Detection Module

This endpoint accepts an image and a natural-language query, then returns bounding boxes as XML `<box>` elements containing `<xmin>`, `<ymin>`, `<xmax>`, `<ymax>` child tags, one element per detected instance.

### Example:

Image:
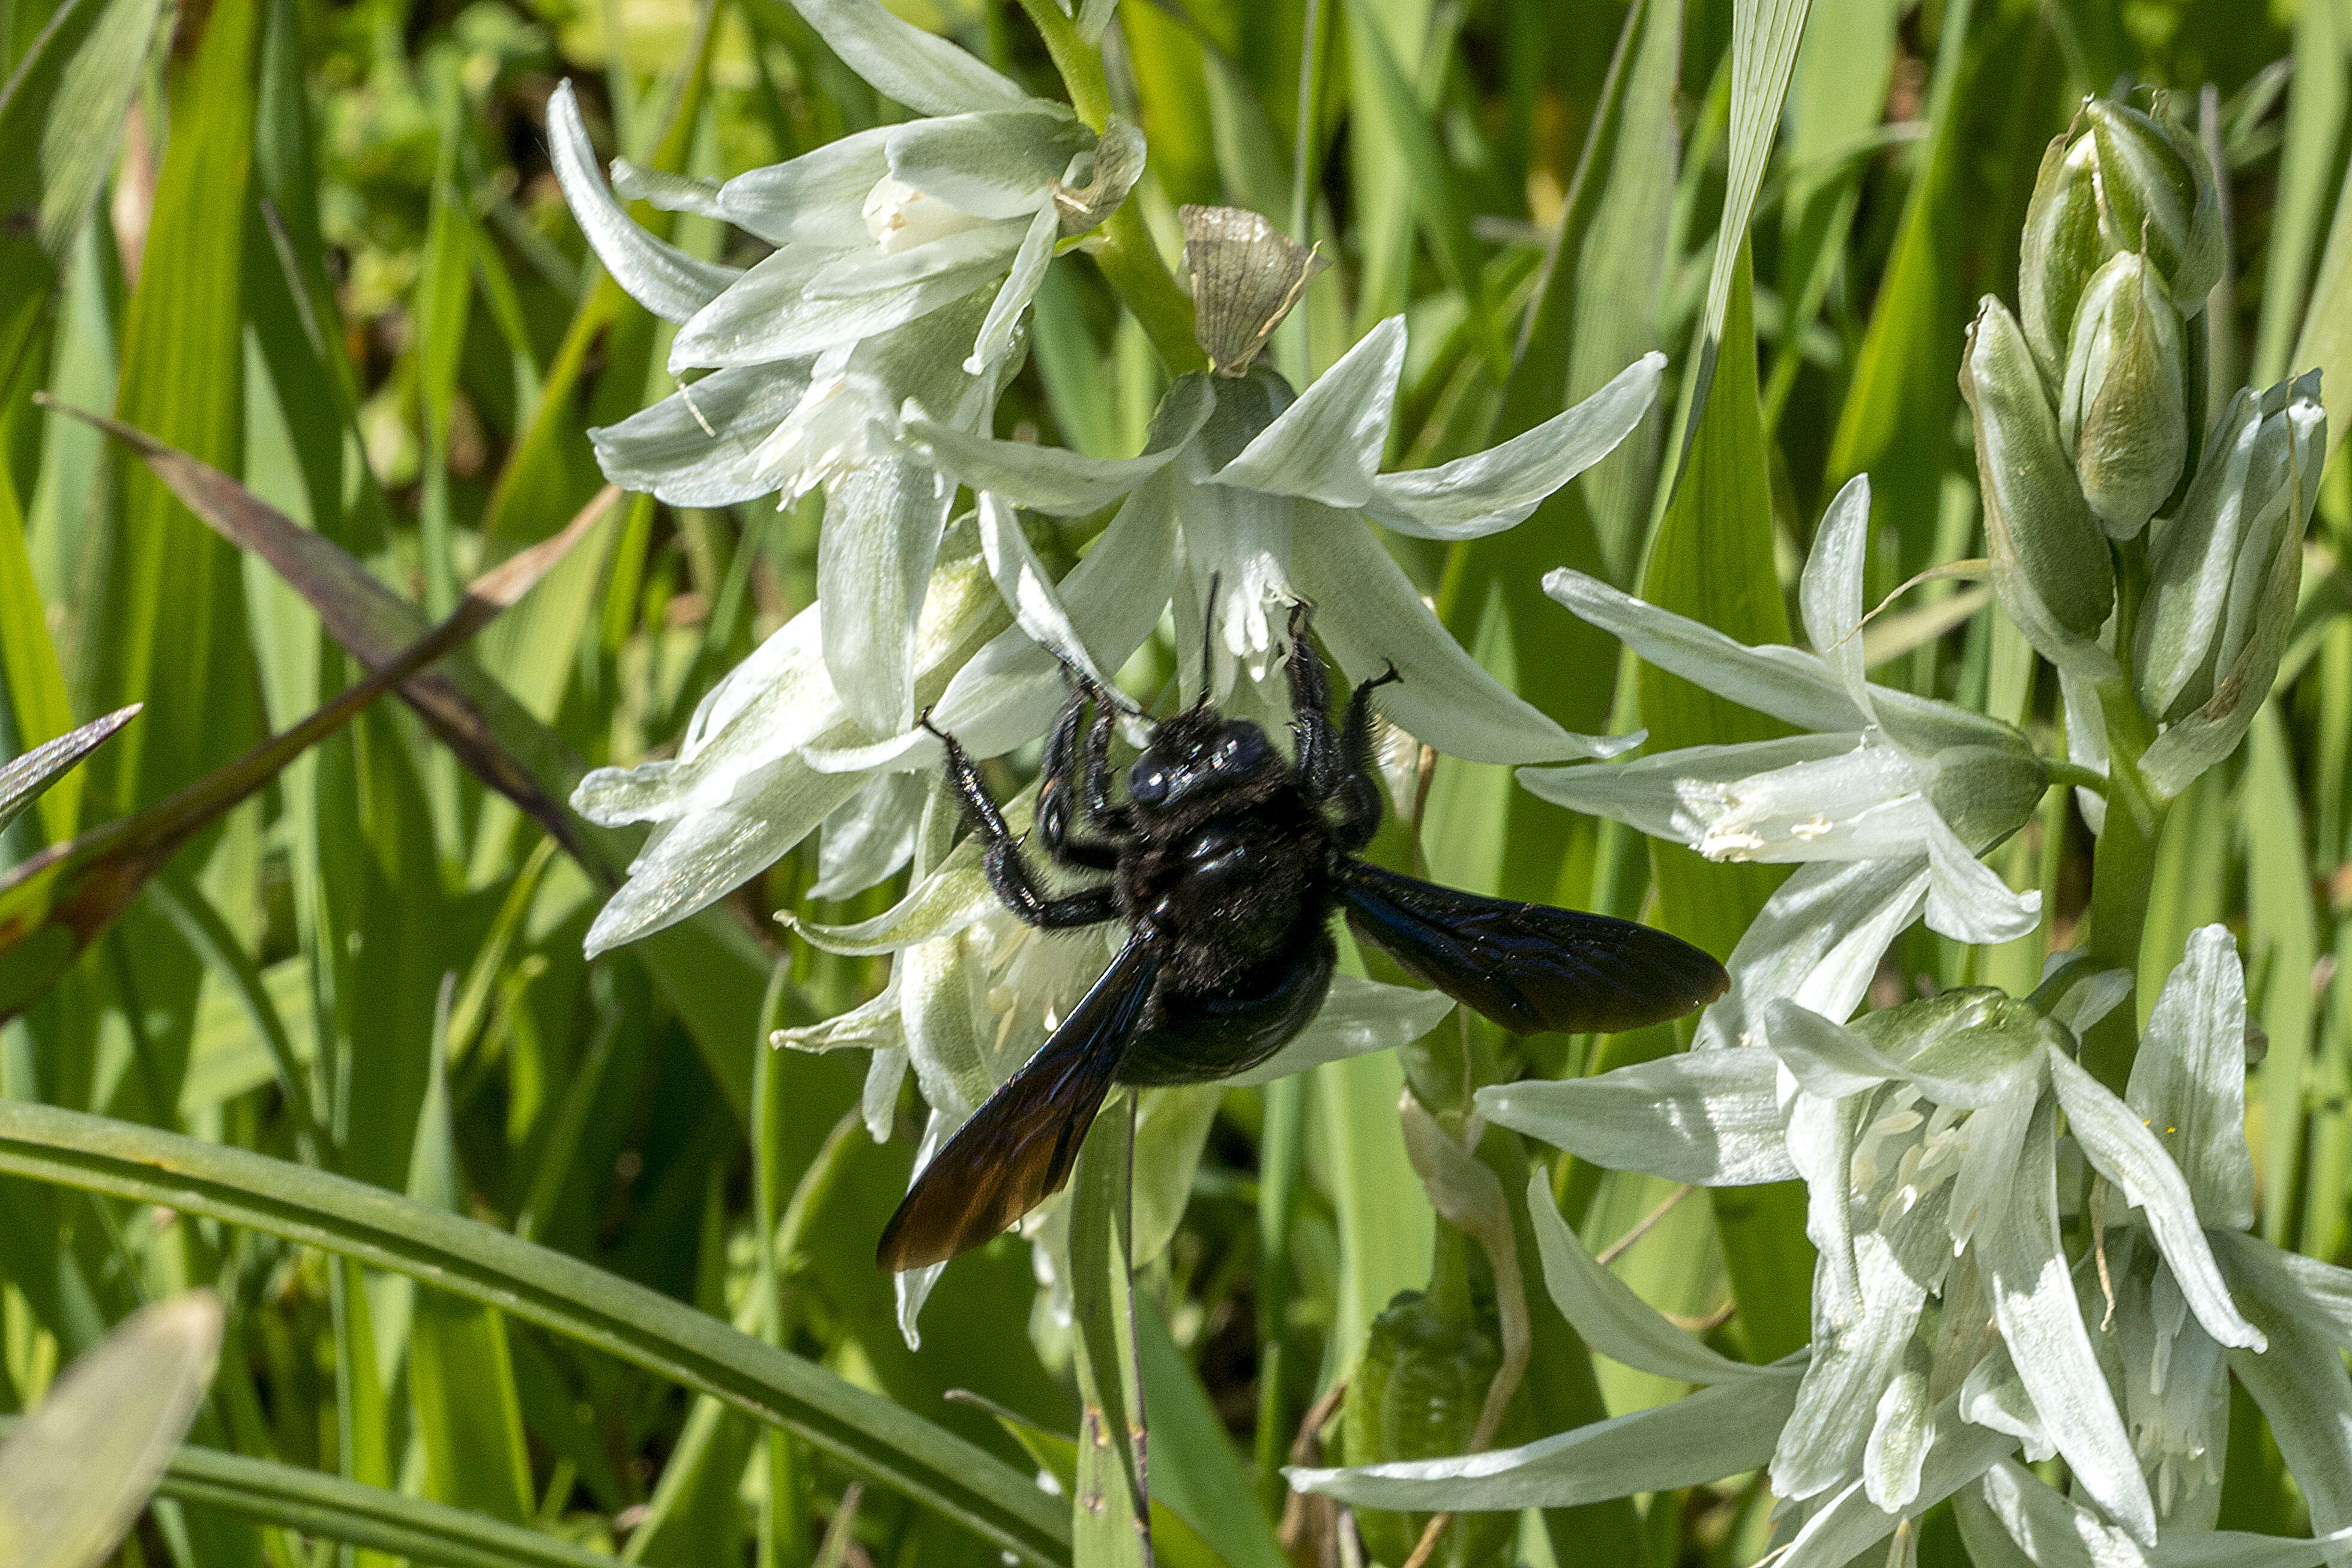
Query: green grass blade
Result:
<box><xmin>0</xmin><ymin>703</ymin><xmax>137</xmax><ymax>841</ymax></box>
<box><xmin>2252</xmin><ymin>0</ymin><xmax>2345</xmax><ymax>388</ymax></box>
<box><xmin>0</xmin><ymin>1100</ymin><xmax>1072</xmax><ymax>1566</ymax></box>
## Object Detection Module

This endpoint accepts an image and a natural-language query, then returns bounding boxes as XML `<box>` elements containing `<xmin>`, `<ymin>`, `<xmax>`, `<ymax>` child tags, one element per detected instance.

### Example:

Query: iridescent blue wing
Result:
<box><xmin>1337</xmin><ymin>860</ymin><xmax>1727</xmax><ymax>1036</ymax></box>
<box><xmin>876</xmin><ymin>936</ymin><xmax>1162</xmax><ymax>1272</ymax></box>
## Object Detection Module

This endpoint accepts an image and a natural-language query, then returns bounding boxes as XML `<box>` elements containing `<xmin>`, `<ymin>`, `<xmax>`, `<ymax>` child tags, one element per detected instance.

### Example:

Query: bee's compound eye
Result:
<box><xmin>1129</xmin><ymin>761</ymin><xmax>1168</xmax><ymax>804</ymax></box>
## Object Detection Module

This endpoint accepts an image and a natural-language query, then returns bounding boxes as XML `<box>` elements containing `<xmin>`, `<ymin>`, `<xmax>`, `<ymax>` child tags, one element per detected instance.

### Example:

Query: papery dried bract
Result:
<box><xmin>1181</xmin><ymin>205</ymin><xmax>1329</xmax><ymax>377</ymax></box>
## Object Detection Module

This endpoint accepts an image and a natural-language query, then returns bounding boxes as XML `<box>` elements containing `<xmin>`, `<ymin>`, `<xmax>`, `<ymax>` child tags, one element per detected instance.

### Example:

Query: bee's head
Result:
<box><xmin>1127</xmin><ymin>711</ymin><xmax>1279</xmax><ymax>810</ymax></box>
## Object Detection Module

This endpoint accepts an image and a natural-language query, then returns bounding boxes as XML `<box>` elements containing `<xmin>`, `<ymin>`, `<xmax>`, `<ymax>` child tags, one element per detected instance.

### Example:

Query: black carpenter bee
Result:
<box><xmin>876</xmin><ymin>602</ymin><xmax>1728</xmax><ymax>1271</ymax></box>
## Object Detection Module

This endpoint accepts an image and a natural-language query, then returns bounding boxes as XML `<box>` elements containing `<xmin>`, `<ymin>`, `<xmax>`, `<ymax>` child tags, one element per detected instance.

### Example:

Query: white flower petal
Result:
<box><xmin>930</xmin><ymin>472</ymin><xmax>1181</xmax><ymax>756</ymax></box>
<box><xmin>790</xmin><ymin>0</ymin><xmax>1028</xmax><ymax>116</ymax></box>
<box><xmin>1291</xmin><ymin>511</ymin><xmax>1633</xmax><ymax>764</ymax></box>
<box><xmin>1691</xmin><ymin>857</ymin><xmax>1931</xmax><ymax>1054</ymax></box>
<box><xmin>1863</xmin><ymin>1349</ymin><xmax>1934</xmax><ymax>1511</ymax></box>
<box><xmin>1960</xmin><ymin>1339</ymin><xmax>2054</xmax><ymax>1462</ymax></box>
<box><xmin>1923</xmin><ymin>810</ymin><xmax>2042</xmax><ymax>943</ymax></box>
<box><xmin>883</xmin><ymin>107</ymin><xmax>1088</xmax><ymax>220</ymax></box>
<box><xmin>610</xmin><ymin>158</ymin><xmax>729</xmax><ymax>219</ymax></box>
<box><xmin>1979</xmin><ymin>1098</ymin><xmax>2157</xmax><ymax>1544</ymax></box>
<box><xmin>1179</xmin><ymin>475</ymin><xmax>1297</xmax><ymax>692</ymax></box>
<box><xmin>805</xmin><ymin>219</ymin><xmax>1027</xmax><ymax>300</ymax></box>
<box><xmin>1760</xmin><ymin>999</ymin><xmax>1904</xmax><ymax>1100</ymax></box>
<box><xmin>2047</xmin><ymin>1045</ymin><xmax>2262</xmax><ymax>1351</ymax></box>
<box><xmin>1685</xmin><ymin>737</ymin><xmax>1937</xmax><ymax>864</ymax></box>
<box><xmin>818</xmin><ymin>457</ymin><xmax>951</xmax><ymax>734</ymax></box>
<box><xmin>1525</xmin><ymin>1171</ymin><xmax>1766</xmax><ymax>1386</ymax></box>
<box><xmin>1772</xmin><ymin>1395</ymin><xmax>2016</xmax><ymax>1568</ymax></box>
<box><xmin>588</xmin><ymin>362</ymin><xmax>818</xmax><ymax>506</ymax></box>
<box><xmin>2058</xmin><ymin>668</ymin><xmax>2110</xmax><ymax>834</ymax></box>
<box><xmin>714</xmin><ymin>127</ymin><xmax>896</xmax><ymax>245</ymax></box>
<box><xmin>863</xmin><ymin>1045</ymin><xmax>909</xmax><ymax>1141</ymax></box>
<box><xmin>583</xmin><ymin>758</ymin><xmax>865</xmax><ymax>956</ymax></box>
<box><xmin>1225</xmin><ymin>974</ymin><xmax>1455</xmax><ymax>1084</ymax></box>
<box><xmin>547</xmin><ymin>81</ymin><xmax>741</xmax><ymax>324</ymax></box>
<box><xmin>1772</xmin><ymin>1226</ymin><xmax>1934</xmax><ymax>1502</ymax></box>
<box><xmin>974</xmin><ymin>492</ymin><xmax>1121</xmax><ymax>690</ymax></box>
<box><xmin>2129</xmin><ymin>925</ymin><xmax>2257</xmax><ymax>1232</ymax></box>
<box><xmin>774</xmin><ymin>970</ymin><xmax>904</xmax><ymax>1055</ymax></box>
<box><xmin>965</xmin><ymin>202</ymin><xmax>1059</xmax><ymax>373</ymax></box>
<box><xmin>1286</xmin><ymin>1368</ymin><xmax>1800</xmax><ymax>1512</ymax></box>
<box><xmin>672</xmin><ymin>256</ymin><xmax>994</xmax><ymax>370</ymax></box>
<box><xmin>909</xmin><ymin>373</ymin><xmax>1212</xmax><ymax>515</ymax></box>
<box><xmin>1799</xmin><ymin>474</ymin><xmax>1875</xmax><ymax>716</ymax></box>
<box><xmin>1474</xmin><ymin>1048</ymin><xmax>1797</xmax><ymax>1186</ymax></box>
<box><xmin>1542</xmin><ymin>569</ymin><xmax>1868</xmax><ymax>734</ymax></box>
<box><xmin>2214</xmin><ymin>1232</ymin><xmax>2352</xmax><ymax>1561</ymax></box>
<box><xmin>2036</xmin><ymin>954</ymin><xmax>2135</xmax><ymax>1037</ymax></box>
<box><xmin>1949</xmin><ymin>1080</ymin><xmax>2040</xmax><ymax>1257</ymax></box>
<box><xmin>1517</xmin><ymin>735</ymin><xmax>1865</xmax><ymax>851</ymax></box>
<box><xmin>1969</xmin><ymin>1458</ymin><xmax>2099</xmax><ymax>1568</ymax></box>
<box><xmin>1208</xmin><ymin>316</ymin><xmax>1405</xmax><ymax>507</ymax></box>
<box><xmin>810</xmin><ymin>769</ymin><xmax>927</xmax><ymax>900</ymax></box>
<box><xmin>1364</xmin><ymin>353</ymin><xmax>1663</xmax><ymax>540</ymax></box>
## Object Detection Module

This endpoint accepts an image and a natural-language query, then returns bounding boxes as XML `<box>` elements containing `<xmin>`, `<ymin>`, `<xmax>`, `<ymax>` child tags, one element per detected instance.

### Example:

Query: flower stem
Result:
<box><xmin>1012</xmin><ymin>0</ymin><xmax>1209</xmax><ymax>376</ymax></box>
<box><xmin>2079</xmin><ymin>542</ymin><xmax>2165</xmax><ymax>1091</ymax></box>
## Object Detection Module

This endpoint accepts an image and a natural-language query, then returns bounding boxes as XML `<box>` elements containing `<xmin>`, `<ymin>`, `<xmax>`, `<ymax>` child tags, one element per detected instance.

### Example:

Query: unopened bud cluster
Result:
<box><xmin>1962</xmin><ymin>94</ymin><xmax>2323</xmax><ymax>789</ymax></box>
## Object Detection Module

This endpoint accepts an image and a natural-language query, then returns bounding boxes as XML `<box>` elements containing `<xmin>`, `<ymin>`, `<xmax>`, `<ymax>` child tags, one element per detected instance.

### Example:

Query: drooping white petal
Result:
<box><xmin>2129</xmin><ymin>925</ymin><xmax>2257</xmax><ymax>1232</ymax></box>
<box><xmin>1291</xmin><ymin>511</ymin><xmax>1635</xmax><ymax>764</ymax></box>
<box><xmin>1772</xmin><ymin>1226</ymin><xmax>1935</xmax><ymax>1502</ymax></box>
<box><xmin>547</xmin><ymin>81</ymin><xmax>742</xmax><ymax>324</ymax></box>
<box><xmin>1978</xmin><ymin>1099</ymin><xmax>2158</xmax><ymax>1544</ymax></box>
<box><xmin>1959</xmin><ymin>1339</ymin><xmax>2055</xmax><ymax>1462</ymax></box>
<box><xmin>1286</xmin><ymin>1367</ymin><xmax>1802</xmax><ymax>1512</ymax></box>
<box><xmin>789</xmin><ymin>0</ymin><xmax>1029</xmax><ymax>116</ymax></box>
<box><xmin>1690</xmin><ymin>857</ymin><xmax>1931</xmax><ymax>1054</ymax></box>
<box><xmin>1518</xmin><ymin>734</ymin><xmax>1869</xmax><ymax>851</ymax></box>
<box><xmin>930</xmin><ymin>472</ymin><xmax>1181</xmax><ymax>756</ymax></box>
<box><xmin>588</xmin><ymin>361</ymin><xmax>819</xmax><ymax>507</ymax></box>
<box><xmin>1865</xmin><ymin>1347</ymin><xmax>1935</xmax><ymax>1512</ymax></box>
<box><xmin>1949</xmin><ymin>1079</ymin><xmax>2040</xmax><ymax>1257</ymax></box>
<box><xmin>1972</xmin><ymin>1453</ymin><xmax>2352</xmax><ymax>1568</ymax></box>
<box><xmin>909</xmin><ymin>373</ymin><xmax>1213</xmax><ymax>515</ymax></box>
<box><xmin>610</xmin><ymin>158</ymin><xmax>729</xmax><ymax>219</ymax></box>
<box><xmin>1761</xmin><ymin>999</ymin><xmax>1904</xmax><ymax>1100</ymax></box>
<box><xmin>1208</xmin><ymin>316</ymin><xmax>1406</xmax><ymax>507</ymax></box>
<box><xmin>1525</xmin><ymin>1172</ymin><xmax>1767</xmax><ymax>1386</ymax></box>
<box><xmin>965</xmin><ymin>202</ymin><xmax>1060</xmax><ymax>373</ymax></box>
<box><xmin>2218</xmin><ymin>1253</ymin><xmax>2352</xmax><ymax>1564</ymax></box>
<box><xmin>2036</xmin><ymin>953</ymin><xmax>2135</xmax><ymax>1037</ymax></box>
<box><xmin>2046</xmin><ymin>1045</ymin><xmax>2262</xmax><ymax>1351</ymax></box>
<box><xmin>1764</xmin><ymin>1394</ymin><xmax>2017</xmax><ymax>1568</ymax></box>
<box><xmin>883</xmin><ymin>107</ymin><xmax>1088</xmax><ymax>220</ymax></box>
<box><xmin>1364</xmin><ymin>352</ymin><xmax>1663</xmax><ymax>540</ymax></box>
<box><xmin>974</xmin><ymin>492</ymin><xmax>1124</xmax><ymax>690</ymax></box>
<box><xmin>1922</xmin><ymin>810</ymin><xmax>2043</xmax><ymax>943</ymax></box>
<box><xmin>1474</xmin><ymin>1048</ymin><xmax>1798</xmax><ymax>1186</ymax></box>
<box><xmin>673</xmin><ymin>255</ymin><xmax>997</xmax><ymax>370</ymax></box>
<box><xmin>807</xmin><ymin>770</ymin><xmax>923</xmax><ymax>900</ymax></box>
<box><xmin>714</xmin><ymin>127</ymin><xmax>896</xmax><ymax>245</ymax></box>
<box><xmin>1542</xmin><ymin>570</ymin><xmax>1868</xmax><ymax>735</ymax></box>
<box><xmin>818</xmin><ymin>456</ymin><xmax>951</xmax><ymax>734</ymax></box>
<box><xmin>861</xmin><ymin>1046</ymin><xmax>909</xmax><ymax>1141</ymax></box>
<box><xmin>1226</xmin><ymin>975</ymin><xmax>1456</xmax><ymax>1084</ymax></box>
<box><xmin>1178</xmin><ymin>477</ymin><xmax>1297</xmax><ymax>690</ymax></box>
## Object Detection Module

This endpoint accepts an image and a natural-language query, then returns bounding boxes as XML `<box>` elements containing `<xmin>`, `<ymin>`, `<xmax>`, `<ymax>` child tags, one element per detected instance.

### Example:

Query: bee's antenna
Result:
<box><xmin>1195</xmin><ymin>572</ymin><xmax>1220</xmax><ymax>709</ymax></box>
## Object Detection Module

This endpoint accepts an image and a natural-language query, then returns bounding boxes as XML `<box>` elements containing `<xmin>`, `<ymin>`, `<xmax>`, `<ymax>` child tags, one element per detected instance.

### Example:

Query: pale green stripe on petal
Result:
<box><xmin>909</xmin><ymin>375</ymin><xmax>1211</xmax><ymax>516</ymax></box>
<box><xmin>589</xmin><ymin>363</ymin><xmax>817</xmax><ymax>508</ymax></box>
<box><xmin>547</xmin><ymin>81</ymin><xmax>741</xmax><ymax>325</ymax></box>
<box><xmin>2046</xmin><ymin>1046</ymin><xmax>2262</xmax><ymax>1351</ymax></box>
<box><xmin>1366</xmin><ymin>352</ymin><xmax>1663</xmax><ymax>540</ymax></box>
<box><xmin>789</xmin><ymin>0</ymin><xmax>1028</xmax><ymax>116</ymax></box>
<box><xmin>818</xmin><ymin>456</ymin><xmax>950</xmax><ymax>735</ymax></box>
<box><xmin>1292</xmin><ymin>510</ymin><xmax>1634</xmax><ymax>764</ymax></box>
<box><xmin>1286</xmin><ymin>1369</ymin><xmax>1800</xmax><ymax>1513</ymax></box>
<box><xmin>1542</xmin><ymin>568</ymin><xmax>1866</xmax><ymax>734</ymax></box>
<box><xmin>1977</xmin><ymin>1099</ymin><xmax>2158</xmax><ymax>1544</ymax></box>
<box><xmin>1474</xmin><ymin>1048</ymin><xmax>1796</xmax><ymax>1186</ymax></box>
<box><xmin>1797</xmin><ymin>473</ymin><xmax>1874</xmax><ymax>714</ymax></box>
<box><xmin>1208</xmin><ymin>316</ymin><xmax>1405</xmax><ymax>507</ymax></box>
<box><xmin>1524</xmin><ymin>1171</ymin><xmax>1767</xmax><ymax>1386</ymax></box>
<box><xmin>885</xmin><ymin>108</ymin><xmax>1087</xmax><ymax>220</ymax></box>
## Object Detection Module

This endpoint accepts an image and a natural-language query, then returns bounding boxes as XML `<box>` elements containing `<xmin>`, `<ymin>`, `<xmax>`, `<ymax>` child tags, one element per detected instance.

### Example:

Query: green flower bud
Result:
<box><xmin>2132</xmin><ymin>372</ymin><xmax>2324</xmax><ymax>795</ymax></box>
<box><xmin>1960</xmin><ymin>297</ymin><xmax>2115</xmax><ymax>676</ymax></box>
<box><xmin>1342</xmin><ymin>1287</ymin><xmax>1523</xmax><ymax>1568</ymax></box>
<box><xmin>1851</xmin><ymin>986</ymin><xmax>2071</xmax><ymax>1105</ymax></box>
<box><xmin>2018</xmin><ymin>134</ymin><xmax>2105</xmax><ymax>387</ymax></box>
<box><xmin>2060</xmin><ymin>253</ymin><xmax>2188</xmax><ymax>539</ymax></box>
<box><xmin>2081</xmin><ymin>98</ymin><xmax>2222</xmax><ymax>316</ymax></box>
<box><xmin>1928</xmin><ymin>743</ymin><xmax>2051</xmax><ymax>854</ymax></box>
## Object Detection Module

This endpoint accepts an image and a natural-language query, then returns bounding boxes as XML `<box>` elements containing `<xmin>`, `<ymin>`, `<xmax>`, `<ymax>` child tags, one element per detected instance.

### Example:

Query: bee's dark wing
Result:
<box><xmin>1337</xmin><ymin>860</ymin><xmax>1728</xmax><ymax>1036</ymax></box>
<box><xmin>876</xmin><ymin>936</ymin><xmax>1162</xmax><ymax>1273</ymax></box>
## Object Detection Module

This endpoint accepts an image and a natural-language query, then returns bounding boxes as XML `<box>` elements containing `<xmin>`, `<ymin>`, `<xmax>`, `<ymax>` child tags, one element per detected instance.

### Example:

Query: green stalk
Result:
<box><xmin>1012</xmin><ymin>0</ymin><xmax>1208</xmax><ymax>376</ymax></box>
<box><xmin>2079</xmin><ymin>541</ymin><xmax>2167</xmax><ymax>1091</ymax></box>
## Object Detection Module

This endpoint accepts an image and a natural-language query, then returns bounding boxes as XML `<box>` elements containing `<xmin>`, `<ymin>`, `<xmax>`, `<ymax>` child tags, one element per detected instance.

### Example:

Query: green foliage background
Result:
<box><xmin>0</xmin><ymin>0</ymin><xmax>2347</xmax><ymax>1563</ymax></box>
